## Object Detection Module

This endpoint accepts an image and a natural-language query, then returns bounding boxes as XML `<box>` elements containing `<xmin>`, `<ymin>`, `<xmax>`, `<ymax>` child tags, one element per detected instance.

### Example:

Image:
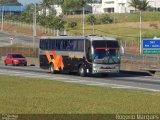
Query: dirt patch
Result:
<box><xmin>118</xmin><ymin>21</ymin><xmax>160</xmax><ymax>29</ymax></box>
<box><xmin>3</xmin><ymin>23</ymin><xmax>50</xmax><ymax>36</ymax></box>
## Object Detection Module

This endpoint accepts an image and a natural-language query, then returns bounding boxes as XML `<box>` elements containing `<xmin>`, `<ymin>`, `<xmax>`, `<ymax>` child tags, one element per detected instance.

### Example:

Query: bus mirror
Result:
<box><xmin>120</xmin><ymin>46</ymin><xmax>124</xmax><ymax>55</ymax></box>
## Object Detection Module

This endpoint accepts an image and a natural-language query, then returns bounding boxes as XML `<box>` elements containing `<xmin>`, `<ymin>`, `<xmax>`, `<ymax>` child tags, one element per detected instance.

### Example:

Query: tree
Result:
<box><xmin>46</xmin><ymin>16</ymin><xmax>65</xmax><ymax>30</ymax></box>
<box><xmin>40</xmin><ymin>0</ymin><xmax>51</xmax><ymax>16</ymax></box>
<box><xmin>138</xmin><ymin>0</ymin><xmax>150</xmax><ymax>11</ymax></box>
<box><xmin>37</xmin><ymin>15</ymin><xmax>48</xmax><ymax>26</ymax></box>
<box><xmin>52</xmin><ymin>17</ymin><xmax>65</xmax><ymax>30</ymax></box>
<box><xmin>62</xmin><ymin>0</ymin><xmax>86</xmax><ymax>12</ymax></box>
<box><xmin>128</xmin><ymin>0</ymin><xmax>149</xmax><ymax>11</ymax></box>
<box><xmin>86</xmin><ymin>14</ymin><xmax>96</xmax><ymax>34</ymax></box>
<box><xmin>20</xmin><ymin>11</ymin><xmax>33</xmax><ymax>23</ymax></box>
<box><xmin>49</xmin><ymin>0</ymin><xmax>64</xmax><ymax>5</ymax></box>
<box><xmin>87</xmin><ymin>14</ymin><xmax>96</xmax><ymax>24</ymax></box>
<box><xmin>128</xmin><ymin>0</ymin><xmax>140</xmax><ymax>11</ymax></box>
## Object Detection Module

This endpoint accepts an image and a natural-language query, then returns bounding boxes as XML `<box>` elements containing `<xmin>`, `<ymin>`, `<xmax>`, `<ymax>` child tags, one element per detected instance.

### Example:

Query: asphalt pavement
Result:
<box><xmin>0</xmin><ymin>64</ymin><xmax>160</xmax><ymax>92</ymax></box>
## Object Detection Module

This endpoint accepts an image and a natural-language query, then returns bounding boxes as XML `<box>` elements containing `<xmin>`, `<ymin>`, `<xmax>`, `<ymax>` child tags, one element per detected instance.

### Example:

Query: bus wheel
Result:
<box><xmin>79</xmin><ymin>65</ymin><xmax>86</xmax><ymax>77</ymax></box>
<box><xmin>50</xmin><ymin>63</ymin><xmax>55</xmax><ymax>74</ymax></box>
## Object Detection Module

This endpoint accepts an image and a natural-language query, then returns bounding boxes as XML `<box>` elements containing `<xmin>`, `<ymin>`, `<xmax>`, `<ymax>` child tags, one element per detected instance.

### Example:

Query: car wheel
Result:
<box><xmin>4</xmin><ymin>61</ymin><xmax>7</xmax><ymax>66</ymax></box>
<box><xmin>12</xmin><ymin>61</ymin><xmax>15</xmax><ymax>66</ymax></box>
<box><xmin>78</xmin><ymin>65</ymin><xmax>86</xmax><ymax>77</ymax></box>
<box><xmin>24</xmin><ymin>64</ymin><xmax>27</xmax><ymax>66</ymax></box>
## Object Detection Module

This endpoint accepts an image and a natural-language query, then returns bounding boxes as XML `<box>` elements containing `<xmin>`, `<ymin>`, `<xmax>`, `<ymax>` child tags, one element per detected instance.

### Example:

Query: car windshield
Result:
<box><xmin>12</xmin><ymin>54</ymin><xmax>24</xmax><ymax>58</ymax></box>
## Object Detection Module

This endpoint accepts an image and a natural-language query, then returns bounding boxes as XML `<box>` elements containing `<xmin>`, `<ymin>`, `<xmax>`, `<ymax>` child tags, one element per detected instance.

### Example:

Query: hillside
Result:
<box><xmin>1</xmin><ymin>12</ymin><xmax>160</xmax><ymax>53</ymax></box>
<box><xmin>64</xmin><ymin>12</ymin><xmax>160</xmax><ymax>41</ymax></box>
<box><xmin>64</xmin><ymin>12</ymin><xmax>160</xmax><ymax>23</ymax></box>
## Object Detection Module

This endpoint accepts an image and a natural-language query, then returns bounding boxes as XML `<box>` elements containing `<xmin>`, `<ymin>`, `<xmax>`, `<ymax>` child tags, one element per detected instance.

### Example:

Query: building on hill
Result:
<box><xmin>38</xmin><ymin>5</ymin><xmax>62</xmax><ymax>16</ymax></box>
<box><xmin>38</xmin><ymin>4</ymin><xmax>92</xmax><ymax>16</ymax></box>
<box><xmin>0</xmin><ymin>5</ymin><xmax>25</xmax><ymax>16</ymax></box>
<box><xmin>39</xmin><ymin>0</ymin><xmax>160</xmax><ymax>15</ymax></box>
<box><xmin>90</xmin><ymin>0</ymin><xmax>160</xmax><ymax>14</ymax></box>
<box><xmin>64</xmin><ymin>5</ymin><xmax>92</xmax><ymax>15</ymax></box>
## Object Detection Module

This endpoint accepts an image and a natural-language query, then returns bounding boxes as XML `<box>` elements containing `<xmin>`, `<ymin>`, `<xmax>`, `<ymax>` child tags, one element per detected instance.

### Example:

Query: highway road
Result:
<box><xmin>0</xmin><ymin>64</ymin><xmax>160</xmax><ymax>92</ymax></box>
<box><xmin>0</xmin><ymin>32</ymin><xmax>39</xmax><ymax>47</ymax></box>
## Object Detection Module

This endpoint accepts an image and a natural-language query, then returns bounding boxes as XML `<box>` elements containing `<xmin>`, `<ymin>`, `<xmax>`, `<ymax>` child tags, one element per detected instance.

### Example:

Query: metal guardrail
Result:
<box><xmin>122</xmin><ymin>53</ymin><xmax>160</xmax><ymax>64</ymax></box>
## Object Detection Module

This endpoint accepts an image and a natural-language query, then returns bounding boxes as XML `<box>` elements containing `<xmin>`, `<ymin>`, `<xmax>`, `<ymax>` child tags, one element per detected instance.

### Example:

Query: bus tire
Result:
<box><xmin>79</xmin><ymin>65</ymin><xmax>86</xmax><ymax>77</ymax></box>
<box><xmin>50</xmin><ymin>63</ymin><xmax>55</xmax><ymax>74</ymax></box>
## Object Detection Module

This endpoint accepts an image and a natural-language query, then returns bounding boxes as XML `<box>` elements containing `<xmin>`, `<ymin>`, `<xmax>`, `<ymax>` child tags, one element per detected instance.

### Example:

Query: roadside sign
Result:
<box><xmin>9</xmin><ymin>36</ymin><xmax>15</xmax><ymax>45</ymax></box>
<box><xmin>142</xmin><ymin>39</ymin><xmax>160</xmax><ymax>54</ymax></box>
<box><xmin>10</xmin><ymin>37</ymin><xmax>13</xmax><ymax>41</ymax></box>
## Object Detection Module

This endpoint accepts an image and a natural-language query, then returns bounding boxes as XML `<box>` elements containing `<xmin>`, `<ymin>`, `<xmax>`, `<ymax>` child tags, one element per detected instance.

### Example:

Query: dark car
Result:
<box><xmin>4</xmin><ymin>53</ymin><xmax>27</xmax><ymax>66</ymax></box>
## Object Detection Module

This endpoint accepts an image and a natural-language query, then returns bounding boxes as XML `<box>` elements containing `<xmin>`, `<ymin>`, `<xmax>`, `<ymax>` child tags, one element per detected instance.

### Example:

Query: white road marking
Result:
<box><xmin>118</xmin><ymin>76</ymin><xmax>160</xmax><ymax>83</ymax></box>
<box><xmin>0</xmin><ymin>69</ymin><xmax>160</xmax><ymax>92</ymax></box>
<box><xmin>112</xmin><ymin>86</ymin><xmax>160</xmax><ymax>92</ymax></box>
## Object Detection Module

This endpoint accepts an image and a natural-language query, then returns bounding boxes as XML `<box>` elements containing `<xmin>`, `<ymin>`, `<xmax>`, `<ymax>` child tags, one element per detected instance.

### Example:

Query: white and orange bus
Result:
<box><xmin>39</xmin><ymin>35</ymin><xmax>124</xmax><ymax>76</ymax></box>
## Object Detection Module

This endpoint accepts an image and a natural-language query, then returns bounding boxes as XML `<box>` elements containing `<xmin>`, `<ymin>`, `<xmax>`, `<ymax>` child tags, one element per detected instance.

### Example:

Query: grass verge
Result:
<box><xmin>0</xmin><ymin>75</ymin><xmax>160</xmax><ymax>114</ymax></box>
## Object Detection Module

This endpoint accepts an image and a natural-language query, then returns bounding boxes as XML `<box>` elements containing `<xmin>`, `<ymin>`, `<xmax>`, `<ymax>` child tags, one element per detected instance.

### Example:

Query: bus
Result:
<box><xmin>39</xmin><ymin>35</ymin><xmax>124</xmax><ymax>76</ymax></box>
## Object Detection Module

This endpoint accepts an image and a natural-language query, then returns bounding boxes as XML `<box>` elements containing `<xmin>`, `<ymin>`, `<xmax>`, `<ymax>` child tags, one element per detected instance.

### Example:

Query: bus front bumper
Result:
<box><xmin>92</xmin><ymin>64</ymin><xmax>120</xmax><ymax>74</ymax></box>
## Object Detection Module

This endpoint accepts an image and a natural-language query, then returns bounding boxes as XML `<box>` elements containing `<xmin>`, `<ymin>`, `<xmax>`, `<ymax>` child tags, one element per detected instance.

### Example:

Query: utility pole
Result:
<box><xmin>1</xmin><ymin>6</ymin><xmax>4</xmax><ymax>32</ymax></box>
<box><xmin>139</xmin><ymin>10</ymin><xmax>142</xmax><ymax>54</ymax></box>
<box><xmin>33</xmin><ymin>4</ymin><xmax>36</xmax><ymax>49</ymax></box>
<box><xmin>82</xmin><ymin>7</ymin><xmax>85</xmax><ymax>36</ymax></box>
<box><xmin>92</xmin><ymin>4</ymin><xmax>95</xmax><ymax>34</ymax></box>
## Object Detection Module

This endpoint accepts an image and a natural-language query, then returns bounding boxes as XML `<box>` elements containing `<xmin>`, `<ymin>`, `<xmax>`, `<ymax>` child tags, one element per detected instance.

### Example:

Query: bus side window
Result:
<box><xmin>77</xmin><ymin>40</ymin><xmax>84</xmax><ymax>51</ymax></box>
<box><xmin>46</xmin><ymin>39</ymin><xmax>48</xmax><ymax>49</ymax></box>
<box><xmin>40</xmin><ymin>39</ymin><xmax>45</xmax><ymax>50</ymax></box>
<box><xmin>49</xmin><ymin>39</ymin><xmax>55</xmax><ymax>50</ymax></box>
<box><xmin>48</xmin><ymin>40</ymin><xmax>51</xmax><ymax>50</ymax></box>
<box><xmin>60</xmin><ymin>40</ymin><xmax>63</xmax><ymax>49</ymax></box>
<box><xmin>55</xmin><ymin>40</ymin><xmax>58</xmax><ymax>49</ymax></box>
<box><xmin>43</xmin><ymin>39</ymin><xmax>47</xmax><ymax>50</ymax></box>
<box><xmin>63</xmin><ymin>40</ymin><xmax>68</xmax><ymax>50</ymax></box>
<box><xmin>62</xmin><ymin>40</ymin><xmax>77</xmax><ymax>51</ymax></box>
<box><xmin>66</xmin><ymin>40</ymin><xmax>74</xmax><ymax>50</ymax></box>
<box><xmin>55</xmin><ymin>40</ymin><xmax>63</xmax><ymax>50</ymax></box>
<box><xmin>72</xmin><ymin>40</ymin><xmax>77</xmax><ymax>50</ymax></box>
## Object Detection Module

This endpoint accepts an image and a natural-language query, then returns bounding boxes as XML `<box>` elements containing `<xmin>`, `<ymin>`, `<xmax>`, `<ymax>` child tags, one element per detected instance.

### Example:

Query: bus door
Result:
<box><xmin>85</xmin><ymin>39</ymin><xmax>92</xmax><ymax>63</ymax></box>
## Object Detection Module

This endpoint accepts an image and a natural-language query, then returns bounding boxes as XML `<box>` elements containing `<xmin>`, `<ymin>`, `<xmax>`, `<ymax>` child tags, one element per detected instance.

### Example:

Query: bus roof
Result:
<box><xmin>40</xmin><ymin>35</ymin><xmax>117</xmax><ymax>41</ymax></box>
<box><xmin>40</xmin><ymin>36</ymin><xmax>85</xmax><ymax>40</ymax></box>
<box><xmin>86</xmin><ymin>35</ymin><xmax>117</xmax><ymax>41</ymax></box>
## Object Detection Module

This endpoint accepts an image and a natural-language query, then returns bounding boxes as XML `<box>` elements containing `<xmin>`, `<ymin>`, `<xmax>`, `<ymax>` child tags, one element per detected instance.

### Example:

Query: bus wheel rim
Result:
<box><xmin>80</xmin><ymin>67</ymin><xmax>85</xmax><ymax>76</ymax></box>
<box><xmin>80</xmin><ymin>68</ymin><xmax>84</xmax><ymax>74</ymax></box>
<box><xmin>50</xmin><ymin>65</ymin><xmax>54</xmax><ymax>72</ymax></box>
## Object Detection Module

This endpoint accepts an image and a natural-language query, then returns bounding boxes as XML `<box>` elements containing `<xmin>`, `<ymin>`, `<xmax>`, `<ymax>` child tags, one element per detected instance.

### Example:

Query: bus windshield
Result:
<box><xmin>92</xmin><ymin>40</ymin><xmax>120</xmax><ymax>64</ymax></box>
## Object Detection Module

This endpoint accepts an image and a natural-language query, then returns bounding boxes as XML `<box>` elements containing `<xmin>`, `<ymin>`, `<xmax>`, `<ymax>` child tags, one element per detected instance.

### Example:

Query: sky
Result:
<box><xmin>18</xmin><ymin>0</ymin><xmax>42</xmax><ymax>5</ymax></box>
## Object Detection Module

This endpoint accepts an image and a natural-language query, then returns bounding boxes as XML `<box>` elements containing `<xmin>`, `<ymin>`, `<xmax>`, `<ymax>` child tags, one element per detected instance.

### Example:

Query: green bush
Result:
<box><xmin>86</xmin><ymin>14</ymin><xmax>97</xmax><ymax>25</ymax></box>
<box><xmin>100</xmin><ymin>14</ymin><xmax>113</xmax><ymax>24</ymax></box>
<box><xmin>67</xmin><ymin>21</ymin><xmax>77</xmax><ymax>28</ymax></box>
